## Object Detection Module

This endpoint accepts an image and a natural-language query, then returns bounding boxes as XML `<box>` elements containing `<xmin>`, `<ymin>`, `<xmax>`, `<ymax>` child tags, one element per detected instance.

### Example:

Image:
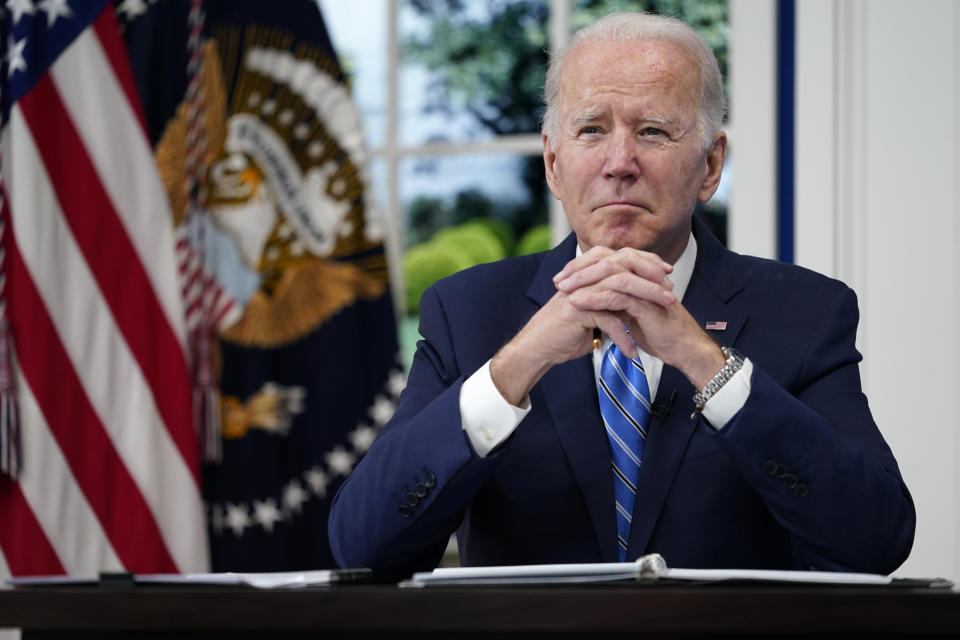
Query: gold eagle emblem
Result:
<box><xmin>155</xmin><ymin>29</ymin><xmax>389</xmax><ymax>349</ymax></box>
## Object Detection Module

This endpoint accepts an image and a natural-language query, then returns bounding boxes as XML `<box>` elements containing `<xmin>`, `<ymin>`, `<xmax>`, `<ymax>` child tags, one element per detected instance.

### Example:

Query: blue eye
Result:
<box><xmin>640</xmin><ymin>127</ymin><xmax>665</xmax><ymax>137</ymax></box>
<box><xmin>580</xmin><ymin>126</ymin><xmax>600</xmax><ymax>135</ymax></box>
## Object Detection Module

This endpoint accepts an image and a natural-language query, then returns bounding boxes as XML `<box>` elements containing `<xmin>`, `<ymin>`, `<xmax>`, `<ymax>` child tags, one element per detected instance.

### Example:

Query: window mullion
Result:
<box><xmin>548</xmin><ymin>0</ymin><xmax>572</xmax><ymax>244</ymax></box>
<box><xmin>385</xmin><ymin>0</ymin><xmax>404</xmax><ymax>318</ymax></box>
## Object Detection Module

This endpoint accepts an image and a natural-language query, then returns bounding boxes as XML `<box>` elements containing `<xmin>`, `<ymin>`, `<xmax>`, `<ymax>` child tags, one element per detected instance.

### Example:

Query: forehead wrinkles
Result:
<box><xmin>563</xmin><ymin>85</ymin><xmax>692</xmax><ymax>132</ymax></box>
<box><xmin>559</xmin><ymin>39</ymin><xmax>700</xmax><ymax>115</ymax></box>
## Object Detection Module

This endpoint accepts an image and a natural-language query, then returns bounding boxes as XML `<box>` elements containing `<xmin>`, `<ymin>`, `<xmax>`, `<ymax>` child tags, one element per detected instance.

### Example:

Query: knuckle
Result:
<box><xmin>561</xmin><ymin>273</ymin><xmax>581</xmax><ymax>289</ymax></box>
<box><xmin>568</xmin><ymin>289</ymin><xmax>590</xmax><ymax>306</ymax></box>
<box><xmin>611</xmin><ymin>272</ymin><xmax>632</xmax><ymax>289</ymax></box>
<box><xmin>602</xmin><ymin>290</ymin><xmax>623</xmax><ymax>307</ymax></box>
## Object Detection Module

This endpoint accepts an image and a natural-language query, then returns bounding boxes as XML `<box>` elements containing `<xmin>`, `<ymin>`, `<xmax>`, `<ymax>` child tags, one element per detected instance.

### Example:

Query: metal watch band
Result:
<box><xmin>691</xmin><ymin>347</ymin><xmax>745</xmax><ymax>417</ymax></box>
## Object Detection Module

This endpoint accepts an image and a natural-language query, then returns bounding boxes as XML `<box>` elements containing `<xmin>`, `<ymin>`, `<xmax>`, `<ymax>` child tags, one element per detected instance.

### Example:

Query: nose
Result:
<box><xmin>602</xmin><ymin>131</ymin><xmax>640</xmax><ymax>180</ymax></box>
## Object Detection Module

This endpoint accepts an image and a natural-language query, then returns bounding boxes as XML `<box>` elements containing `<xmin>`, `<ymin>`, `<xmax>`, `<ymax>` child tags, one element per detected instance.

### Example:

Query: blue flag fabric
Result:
<box><xmin>116</xmin><ymin>0</ymin><xmax>402</xmax><ymax>570</ymax></box>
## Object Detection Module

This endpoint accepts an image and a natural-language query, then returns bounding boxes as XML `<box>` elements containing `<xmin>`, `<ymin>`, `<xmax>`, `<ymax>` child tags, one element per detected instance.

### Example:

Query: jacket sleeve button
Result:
<box><xmin>795</xmin><ymin>483</ymin><xmax>808</xmax><ymax>497</ymax></box>
<box><xmin>763</xmin><ymin>460</ymin><xmax>778</xmax><ymax>475</ymax></box>
<box><xmin>414</xmin><ymin>483</ymin><xmax>428</xmax><ymax>498</ymax></box>
<box><xmin>398</xmin><ymin>505</ymin><xmax>413</xmax><ymax>518</ymax></box>
<box><xmin>781</xmin><ymin>473</ymin><xmax>799</xmax><ymax>489</ymax></box>
<box><xmin>424</xmin><ymin>473</ymin><xmax>437</xmax><ymax>488</ymax></box>
<box><xmin>406</xmin><ymin>493</ymin><xmax>420</xmax><ymax>507</ymax></box>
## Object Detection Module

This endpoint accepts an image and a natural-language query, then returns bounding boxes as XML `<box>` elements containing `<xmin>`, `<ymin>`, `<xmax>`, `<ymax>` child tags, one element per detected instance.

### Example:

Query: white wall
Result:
<box><xmin>729</xmin><ymin>0</ymin><xmax>777</xmax><ymax>260</ymax></box>
<box><xmin>793</xmin><ymin>0</ymin><xmax>960</xmax><ymax>581</ymax></box>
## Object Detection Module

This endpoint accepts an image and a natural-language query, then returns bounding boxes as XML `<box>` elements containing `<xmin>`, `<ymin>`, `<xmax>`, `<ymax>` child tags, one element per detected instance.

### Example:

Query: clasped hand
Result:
<box><xmin>553</xmin><ymin>246</ymin><xmax>680</xmax><ymax>361</ymax></box>
<box><xmin>490</xmin><ymin>247</ymin><xmax>724</xmax><ymax>406</ymax></box>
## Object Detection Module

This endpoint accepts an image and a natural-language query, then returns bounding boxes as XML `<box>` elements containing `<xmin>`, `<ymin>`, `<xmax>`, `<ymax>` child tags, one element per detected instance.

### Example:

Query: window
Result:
<box><xmin>320</xmin><ymin>0</ymin><xmax>729</xmax><ymax>368</ymax></box>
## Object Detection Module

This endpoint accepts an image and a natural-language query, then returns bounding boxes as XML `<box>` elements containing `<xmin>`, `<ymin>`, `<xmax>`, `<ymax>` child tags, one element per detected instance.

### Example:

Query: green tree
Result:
<box><xmin>406</xmin><ymin>0</ymin><xmax>549</xmax><ymax>137</ymax></box>
<box><xmin>574</xmin><ymin>0</ymin><xmax>728</xmax><ymax>92</ymax></box>
<box><xmin>407</xmin><ymin>195</ymin><xmax>447</xmax><ymax>247</ymax></box>
<box><xmin>405</xmin><ymin>0</ymin><xmax>550</xmax><ymax>241</ymax></box>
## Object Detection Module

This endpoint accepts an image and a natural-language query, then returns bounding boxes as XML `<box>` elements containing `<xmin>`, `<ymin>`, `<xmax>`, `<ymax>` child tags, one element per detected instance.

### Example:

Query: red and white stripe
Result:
<box><xmin>184</xmin><ymin>0</ymin><xmax>207</xmax><ymax>209</ymax></box>
<box><xmin>0</xmin><ymin>8</ymin><xmax>208</xmax><ymax>575</ymax></box>
<box><xmin>174</xmin><ymin>0</ymin><xmax>237</xmax><ymax>348</ymax></box>
<box><xmin>176</xmin><ymin>226</ymin><xmax>240</xmax><ymax>340</ymax></box>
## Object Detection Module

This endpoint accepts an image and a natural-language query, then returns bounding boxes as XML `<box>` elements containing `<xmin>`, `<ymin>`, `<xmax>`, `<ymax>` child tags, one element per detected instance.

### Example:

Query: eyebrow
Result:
<box><xmin>642</xmin><ymin>115</ymin><xmax>675</xmax><ymax>126</ymax></box>
<box><xmin>571</xmin><ymin>111</ymin><xmax>607</xmax><ymax>126</ymax></box>
<box><xmin>570</xmin><ymin>111</ymin><xmax>678</xmax><ymax>128</ymax></box>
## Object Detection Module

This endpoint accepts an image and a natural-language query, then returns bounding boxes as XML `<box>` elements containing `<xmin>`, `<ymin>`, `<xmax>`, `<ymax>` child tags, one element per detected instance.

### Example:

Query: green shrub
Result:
<box><xmin>466</xmin><ymin>217</ymin><xmax>515</xmax><ymax>257</ymax></box>
<box><xmin>516</xmin><ymin>224</ymin><xmax>553</xmax><ymax>255</ymax></box>
<box><xmin>405</xmin><ymin>219</ymin><xmax>545</xmax><ymax>315</ymax></box>
<box><xmin>432</xmin><ymin>223</ymin><xmax>506</xmax><ymax>265</ymax></box>
<box><xmin>403</xmin><ymin>242</ymin><xmax>473</xmax><ymax>314</ymax></box>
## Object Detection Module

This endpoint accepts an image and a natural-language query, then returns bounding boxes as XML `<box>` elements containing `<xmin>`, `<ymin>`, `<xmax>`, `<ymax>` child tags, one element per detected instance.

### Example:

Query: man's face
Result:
<box><xmin>544</xmin><ymin>38</ymin><xmax>726</xmax><ymax>263</ymax></box>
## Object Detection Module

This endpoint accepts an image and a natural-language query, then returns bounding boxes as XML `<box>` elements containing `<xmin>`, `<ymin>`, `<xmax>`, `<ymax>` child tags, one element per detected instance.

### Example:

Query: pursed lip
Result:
<box><xmin>593</xmin><ymin>200</ymin><xmax>649</xmax><ymax>212</ymax></box>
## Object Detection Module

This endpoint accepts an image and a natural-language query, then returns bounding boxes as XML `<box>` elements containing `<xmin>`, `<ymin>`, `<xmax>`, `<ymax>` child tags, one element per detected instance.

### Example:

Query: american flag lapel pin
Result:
<box><xmin>705</xmin><ymin>321</ymin><xmax>727</xmax><ymax>331</ymax></box>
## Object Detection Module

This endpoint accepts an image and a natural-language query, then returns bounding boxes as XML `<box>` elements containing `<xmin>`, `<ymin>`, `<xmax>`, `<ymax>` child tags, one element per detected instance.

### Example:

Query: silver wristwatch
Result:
<box><xmin>691</xmin><ymin>347</ymin><xmax>745</xmax><ymax>417</ymax></box>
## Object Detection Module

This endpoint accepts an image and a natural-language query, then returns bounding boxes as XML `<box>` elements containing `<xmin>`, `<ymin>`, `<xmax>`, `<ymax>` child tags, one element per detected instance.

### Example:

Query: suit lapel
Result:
<box><xmin>538</xmin><ymin>358</ymin><xmax>618</xmax><ymax>561</ymax></box>
<box><xmin>626</xmin><ymin>218</ymin><xmax>749</xmax><ymax>558</ymax></box>
<box><xmin>526</xmin><ymin>234</ymin><xmax>618</xmax><ymax>561</ymax></box>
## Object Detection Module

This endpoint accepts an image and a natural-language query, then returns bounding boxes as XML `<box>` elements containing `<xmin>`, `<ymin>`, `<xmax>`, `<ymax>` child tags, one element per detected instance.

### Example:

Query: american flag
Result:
<box><xmin>0</xmin><ymin>0</ymin><xmax>208</xmax><ymax>576</ymax></box>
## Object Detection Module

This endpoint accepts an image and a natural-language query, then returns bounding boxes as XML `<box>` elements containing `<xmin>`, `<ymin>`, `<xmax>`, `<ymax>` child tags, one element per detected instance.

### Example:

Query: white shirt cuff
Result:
<box><xmin>700</xmin><ymin>358</ymin><xmax>753</xmax><ymax>430</ymax></box>
<box><xmin>460</xmin><ymin>360</ymin><xmax>532</xmax><ymax>457</ymax></box>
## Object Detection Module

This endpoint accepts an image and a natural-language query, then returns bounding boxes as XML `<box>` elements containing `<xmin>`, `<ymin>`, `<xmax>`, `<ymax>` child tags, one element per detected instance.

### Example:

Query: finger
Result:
<box><xmin>556</xmin><ymin>257</ymin><xmax>672</xmax><ymax>294</ymax></box>
<box><xmin>570</xmin><ymin>292</ymin><xmax>675</xmax><ymax>328</ymax></box>
<box><xmin>593</xmin><ymin>314</ymin><xmax>637</xmax><ymax>359</ymax></box>
<box><xmin>600</xmin><ymin>270</ymin><xmax>678</xmax><ymax>306</ymax></box>
<box><xmin>552</xmin><ymin>246</ymin><xmax>614</xmax><ymax>285</ymax></box>
<box><xmin>555</xmin><ymin>248</ymin><xmax>673</xmax><ymax>293</ymax></box>
<box><xmin>614</xmin><ymin>247</ymin><xmax>673</xmax><ymax>280</ymax></box>
<box><xmin>567</xmin><ymin>277</ymin><xmax>677</xmax><ymax>312</ymax></box>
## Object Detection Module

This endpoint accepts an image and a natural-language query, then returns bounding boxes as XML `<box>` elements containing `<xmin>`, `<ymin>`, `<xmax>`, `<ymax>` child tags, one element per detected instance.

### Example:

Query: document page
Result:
<box><xmin>6</xmin><ymin>569</ymin><xmax>371</xmax><ymax>589</ymax></box>
<box><xmin>401</xmin><ymin>554</ymin><xmax>952</xmax><ymax>588</ymax></box>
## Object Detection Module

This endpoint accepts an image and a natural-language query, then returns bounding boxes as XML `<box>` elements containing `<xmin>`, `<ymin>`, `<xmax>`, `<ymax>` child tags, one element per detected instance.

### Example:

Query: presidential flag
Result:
<box><xmin>117</xmin><ymin>0</ymin><xmax>402</xmax><ymax>571</ymax></box>
<box><xmin>0</xmin><ymin>0</ymin><xmax>399</xmax><ymax>576</ymax></box>
<box><xmin>0</xmin><ymin>0</ymin><xmax>207</xmax><ymax>575</ymax></box>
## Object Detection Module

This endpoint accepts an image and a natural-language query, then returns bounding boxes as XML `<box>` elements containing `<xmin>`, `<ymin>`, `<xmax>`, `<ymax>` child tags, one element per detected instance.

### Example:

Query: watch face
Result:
<box><xmin>722</xmin><ymin>347</ymin><xmax>745</xmax><ymax>364</ymax></box>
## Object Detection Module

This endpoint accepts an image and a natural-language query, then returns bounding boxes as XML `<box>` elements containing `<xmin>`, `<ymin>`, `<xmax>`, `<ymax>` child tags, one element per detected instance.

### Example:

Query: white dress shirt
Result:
<box><xmin>459</xmin><ymin>233</ymin><xmax>753</xmax><ymax>456</ymax></box>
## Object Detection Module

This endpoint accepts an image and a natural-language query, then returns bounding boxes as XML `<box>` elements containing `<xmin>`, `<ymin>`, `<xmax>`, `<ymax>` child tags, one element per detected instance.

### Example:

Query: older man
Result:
<box><xmin>328</xmin><ymin>12</ymin><xmax>914</xmax><ymax>578</ymax></box>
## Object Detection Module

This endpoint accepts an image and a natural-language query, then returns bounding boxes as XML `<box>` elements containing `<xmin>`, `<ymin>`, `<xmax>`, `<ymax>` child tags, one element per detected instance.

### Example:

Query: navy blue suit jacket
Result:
<box><xmin>329</xmin><ymin>219</ymin><xmax>915</xmax><ymax>578</ymax></box>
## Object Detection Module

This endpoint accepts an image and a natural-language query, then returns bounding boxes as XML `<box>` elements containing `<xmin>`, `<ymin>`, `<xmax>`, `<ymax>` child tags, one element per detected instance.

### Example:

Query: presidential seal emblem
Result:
<box><xmin>156</xmin><ymin>28</ymin><xmax>388</xmax><ymax>351</ymax></box>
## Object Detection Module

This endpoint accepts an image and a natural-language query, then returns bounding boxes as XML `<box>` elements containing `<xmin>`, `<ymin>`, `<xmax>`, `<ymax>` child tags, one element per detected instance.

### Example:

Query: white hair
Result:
<box><xmin>542</xmin><ymin>12</ymin><xmax>726</xmax><ymax>151</ymax></box>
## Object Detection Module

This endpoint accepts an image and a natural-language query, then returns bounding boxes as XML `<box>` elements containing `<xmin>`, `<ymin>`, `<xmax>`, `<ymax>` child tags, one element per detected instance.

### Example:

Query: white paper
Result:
<box><xmin>6</xmin><ymin>570</ymin><xmax>335</xmax><ymax>589</ymax></box>
<box><xmin>400</xmin><ymin>554</ymin><xmax>906</xmax><ymax>587</ymax></box>
<box><xmin>402</xmin><ymin>554</ymin><xmax>666</xmax><ymax>586</ymax></box>
<box><xmin>136</xmin><ymin>570</ymin><xmax>335</xmax><ymax>589</ymax></box>
<box><xmin>5</xmin><ymin>575</ymin><xmax>97</xmax><ymax>587</ymax></box>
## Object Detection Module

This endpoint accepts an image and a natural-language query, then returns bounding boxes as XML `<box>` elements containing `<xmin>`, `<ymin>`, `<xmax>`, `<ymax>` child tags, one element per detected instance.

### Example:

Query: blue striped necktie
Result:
<box><xmin>597</xmin><ymin>342</ymin><xmax>651</xmax><ymax>561</ymax></box>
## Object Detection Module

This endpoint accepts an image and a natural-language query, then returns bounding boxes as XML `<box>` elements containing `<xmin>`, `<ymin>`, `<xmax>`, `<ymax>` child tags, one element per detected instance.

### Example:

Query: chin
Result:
<box><xmin>595</xmin><ymin>227</ymin><xmax>654</xmax><ymax>252</ymax></box>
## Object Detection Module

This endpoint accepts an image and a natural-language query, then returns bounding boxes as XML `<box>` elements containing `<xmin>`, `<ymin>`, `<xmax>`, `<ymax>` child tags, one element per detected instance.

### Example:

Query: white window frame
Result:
<box><xmin>371</xmin><ymin>1</ymin><xmax>568</xmax><ymax>317</ymax></box>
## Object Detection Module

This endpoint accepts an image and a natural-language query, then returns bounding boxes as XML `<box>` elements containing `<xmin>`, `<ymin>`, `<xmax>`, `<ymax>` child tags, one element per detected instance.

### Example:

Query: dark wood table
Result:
<box><xmin>1</xmin><ymin>582</ymin><xmax>958</xmax><ymax>638</ymax></box>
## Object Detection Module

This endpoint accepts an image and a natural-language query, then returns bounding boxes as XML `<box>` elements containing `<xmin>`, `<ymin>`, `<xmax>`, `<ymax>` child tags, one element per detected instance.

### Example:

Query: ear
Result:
<box><xmin>698</xmin><ymin>132</ymin><xmax>727</xmax><ymax>203</ymax></box>
<box><xmin>543</xmin><ymin>133</ymin><xmax>562</xmax><ymax>201</ymax></box>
